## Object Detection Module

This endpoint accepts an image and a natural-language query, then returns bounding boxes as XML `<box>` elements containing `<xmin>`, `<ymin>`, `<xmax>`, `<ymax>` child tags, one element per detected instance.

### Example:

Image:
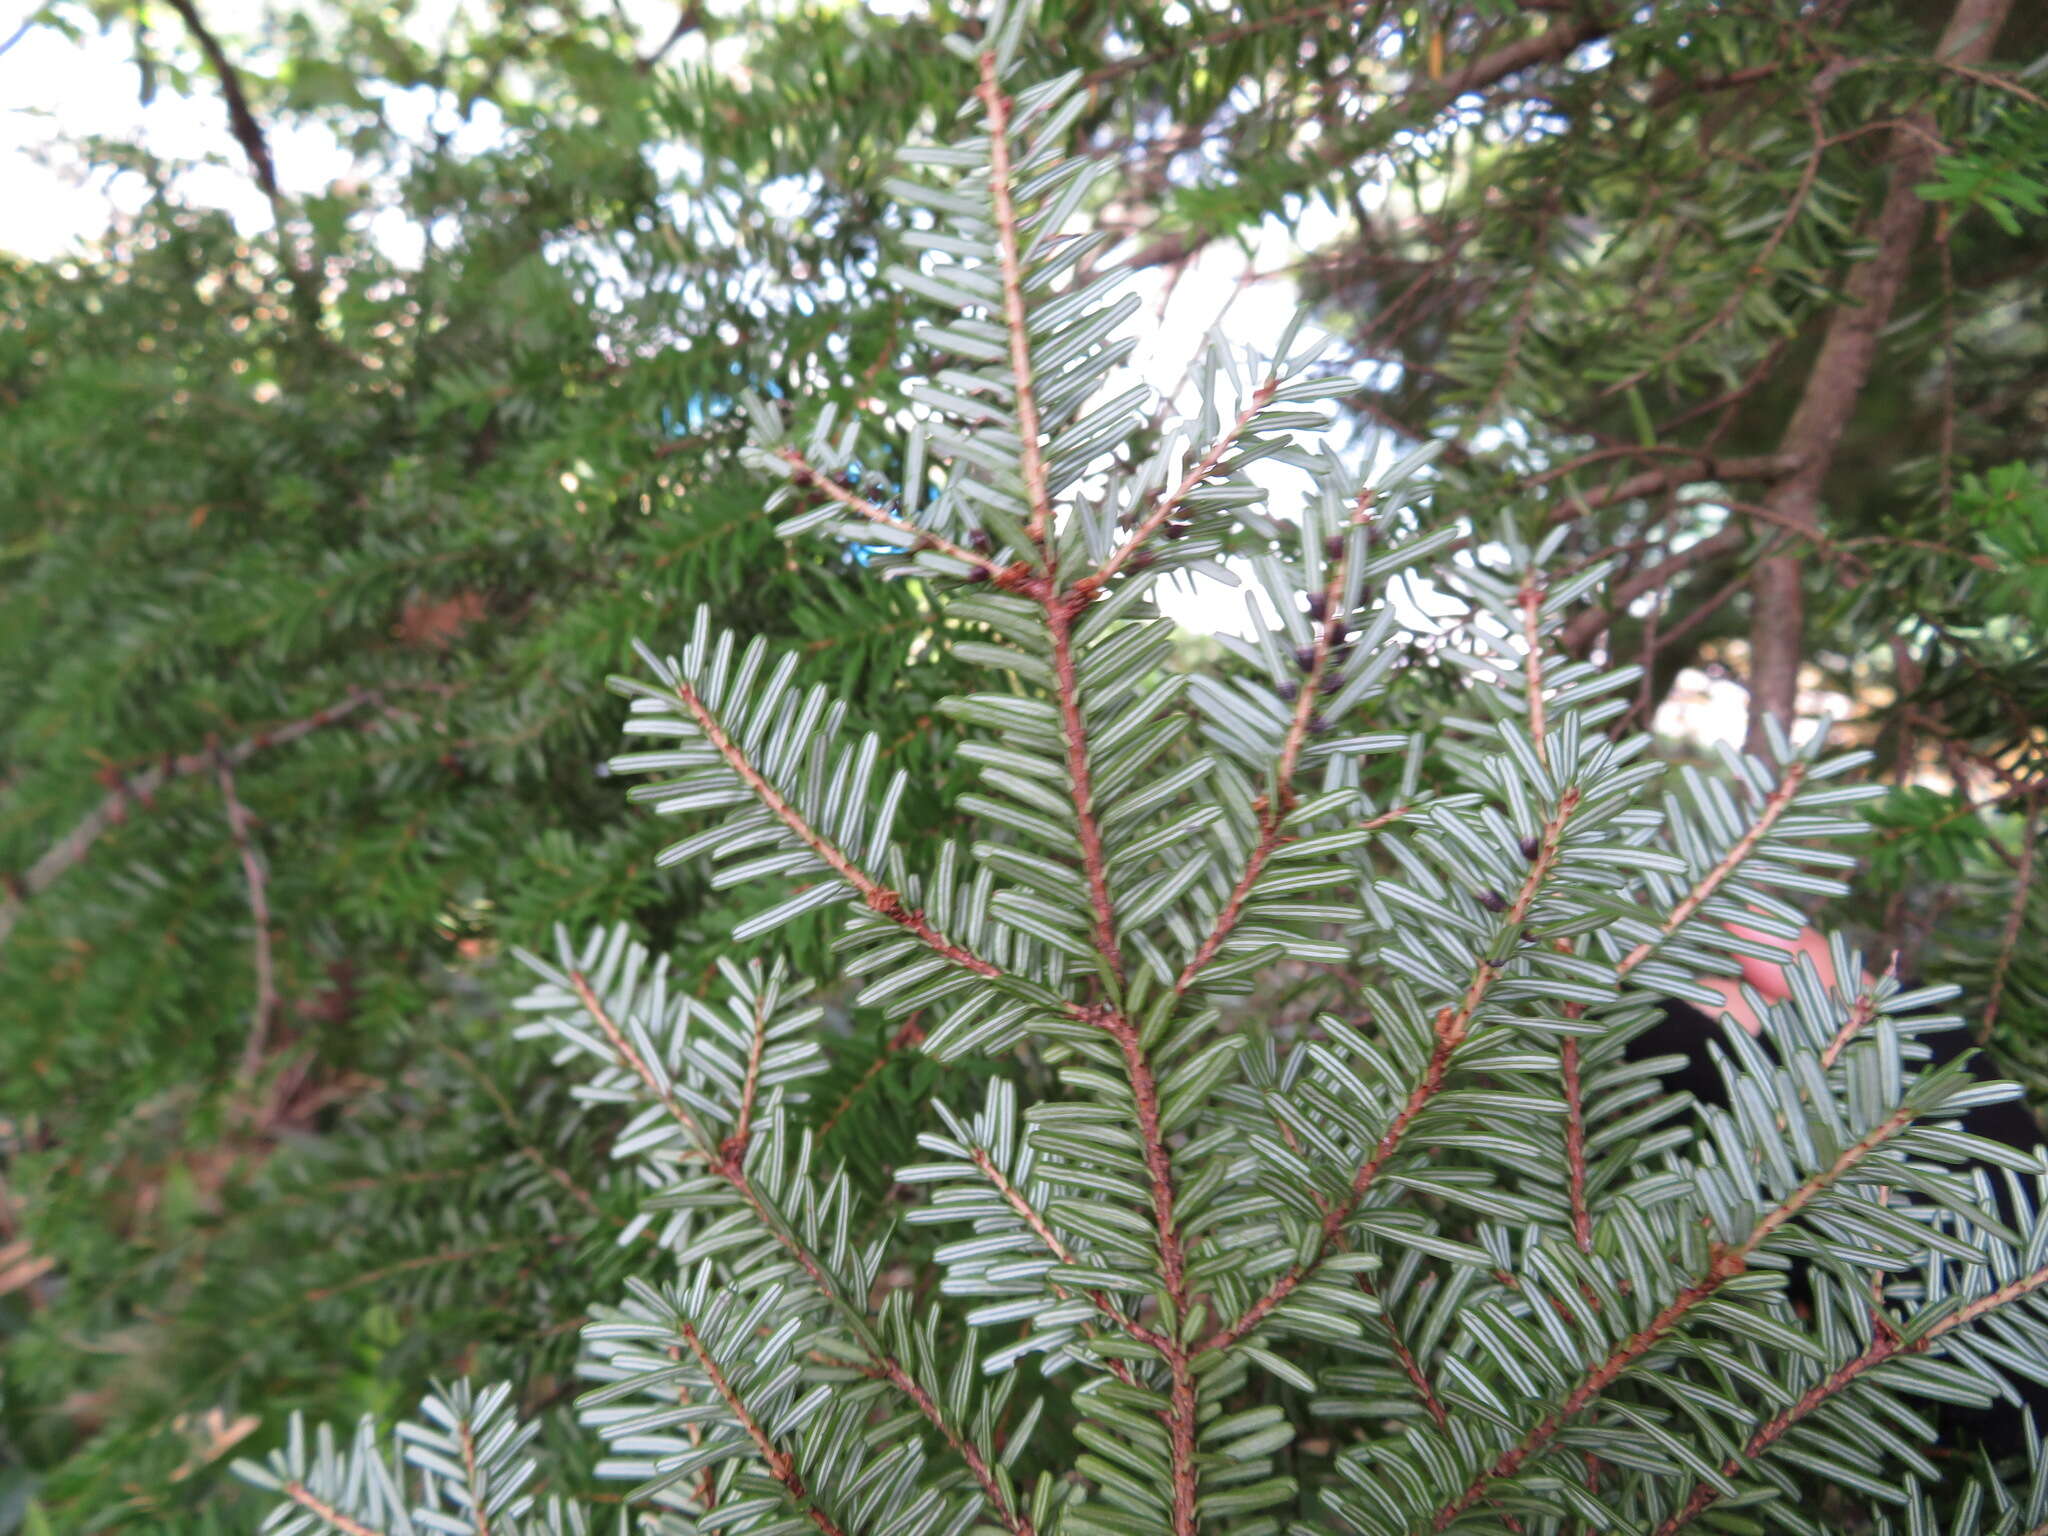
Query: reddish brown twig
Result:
<box><xmin>677</xmin><ymin>1318</ymin><xmax>849</xmax><ymax>1536</ymax></box>
<box><xmin>1091</xmin><ymin>375</ymin><xmax>1278</xmax><ymax>588</ymax></box>
<box><xmin>1176</xmin><ymin>514</ymin><xmax>1355</xmax><ymax>992</ymax></box>
<box><xmin>725</xmin><ymin>990</ymin><xmax>771</xmax><ymax>1166</ymax></box>
<box><xmin>457</xmin><ymin>1419</ymin><xmax>493</xmax><ymax>1536</ymax></box>
<box><xmin>970</xmin><ymin>1147</ymin><xmax>1144</xmax><ymax>1384</ymax></box>
<box><xmin>775</xmin><ymin>448</ymin><xmax>1005</xmax><ymax>579</ymax></box>
<box><xmin>1047</xmin><ymin>598</ymin><xmax>1124</xmax><ymax>977</ymax></box>
<box><xmin>282</xmin><ymin>1485</ymin><xmax>384</xmax><ymax>1536</ymax></box>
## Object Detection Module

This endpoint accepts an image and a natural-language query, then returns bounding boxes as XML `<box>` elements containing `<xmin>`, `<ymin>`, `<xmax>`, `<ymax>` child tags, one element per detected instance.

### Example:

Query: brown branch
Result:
<box><xmin>1613</xmin><ymin>761</ymin><xmax>1810</xmax><ymax>983</ymax></box>
<box><xmin>1046</xmin><ymin>598</ymin><xmax>1124</xmax><ymax>977</ymax></box>
<box><xmin>977</xmin><ymin>54</ymin><xmax>1056</xmax><ymax>550</ymax></box>
<box><xmin>1538</xmin><ymin>452</ymin><xmax>1800</xmax><ymax>529</ymax></box>
<box><xmin>568</xmin><ymin>971</ymin><xmax>718</xmax><ymax>1155</ymax></box>
<box><xmin>1558</xmin><ymin>517</ymin><xmax>1749</xmax><ymax>656</ymax></box>
<box><xmin>164</xmin><ymin>0</ymin><xmax>321</xmax><ymax>325</ymax></box>
<box><xmin>282</xmin><ymin>1484</ymin><xmax>386</xmax><ymax>1536</ymax></box>
<box><xmin>662</xmin><ymin>671</ymin><xmax>1004</xmax><ymax>981</ymax></box>
<box><xmin>1745</xmin><ymin>0</ymin><xmax>2014</xmax><ymax>757</ymax></box>
<box><xmin>1200</xmin><ymin>788</ymin><xmax>1583</xmax><ymax>1355</ymax></box>
<box><xmin>1432</xmin><ymin>1101</ymin><xmax>1922</xmax><ymax>1528</ymax></box>
<box><xmin>676</xmin><ymin>1319</ymin><xmax>849</xmax><ymax>1536</ymax></box>
<box><xmin>2</xmin><ymin>689</ymin><xmax>381</xmax><ymax>948</ymax></box>
<box><xmin>213</xmin><ymin>751</ymin><xmax>278</xmax><ymax>1082</ymax></box>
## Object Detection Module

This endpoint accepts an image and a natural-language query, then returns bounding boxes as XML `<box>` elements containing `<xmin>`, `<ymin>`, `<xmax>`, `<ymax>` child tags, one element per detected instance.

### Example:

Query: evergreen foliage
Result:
<box><xmin>4</xmin><ymin>1</ymin><xmax>2045</xmax><ymax>1526</ymax></box>
<box><xmin>228</xmin><ymin>30</ymin><xmax>2048</xmax><ymax>1535</ymax></box>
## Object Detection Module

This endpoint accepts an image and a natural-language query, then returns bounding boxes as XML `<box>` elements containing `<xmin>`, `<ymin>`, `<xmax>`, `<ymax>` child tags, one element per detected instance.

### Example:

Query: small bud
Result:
<box><xmin>1293</xmin><ymin>644</ymin><xmax>1318</xmax><ymax>672</ymax></box>
<box><xmin>1165</xmin><ymin>520</ymin><xmax>1191</xmax><ymax>540</ymax></box>
<box><xmin>1277</xmin><ymin>680</ymin><xmax>1299</xmax><ymax>702</ymax></box>
<box><xmin>1476</xmin><ymin>888</ymin><xmax>1509</xmax><ymax>913</ymax></box>
<box><xmin>1519</xmin><ymin>834</ymin><xmax>1542</xmax><ymax>862</ymax></box>
<box><xmin>1318</xmin><ymin>672</ymin><xmax>1342</xmax><ymax>694</ymax></box>
<box><xmin>965</xmin><ymin>567</ymin><xmax>990</xmax><ymax>583</ymax></box>
<box><xmin>1128</xmin><ymin>551</ymin><xmax>1156</xmax><ymax>571</ymax></box>
<box><xmin>1326</xmin><ymin>619</ymin><xmax>1350</xmax><ymax>648</ymax></box>
<box><xmin>968</xmin><ymin>528</ymin><xmax>993</xmax><ymax>553</ymax></box>
<box><xmin>1307</xmin><ymin>712</ymin><xmax>1329</xmax><ymax>734</ymax></box>
<box><xmin>1304</xmin><ymin>593</ymin><xmax>1328</xmax><ymax>622</ymax></box>
<box><xmin>1324</xmin><ymin>532</ymin><xmax>1346</xmax><ymax>560</ymax></box>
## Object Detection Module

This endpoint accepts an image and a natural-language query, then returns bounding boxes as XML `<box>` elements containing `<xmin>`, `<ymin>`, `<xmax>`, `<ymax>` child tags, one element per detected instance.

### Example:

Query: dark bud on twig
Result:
<box><xmin>1277</xmin><ymin>680</ymin><xmax>1299</xmax><ymax>702</ymax></box>
<box><xmin>968</xmin><ymin>528</ymin><xmax>993</xmax><ymax>553</ymax></box>
<box><xmin>1326</xmin><ymin>620</ymin><xmax>1351</xmax><ymax>649</ymax></box>
<box><xmin>1304</xmin><ymin>593</ymin><xmax>1328</xmax><ymax>622</ymax></box>
<box><xmin>1129</xmin><ymin>551</ymin><xmax>1156</xmax><ymax>571</ymax></box>
<box><xmin>1519</xmin><ymin>834</ymin><xmax>1542</xmax><ymax>862</ymax></box>
<box><xmin>1476</xmin><ymin>888</ymin><xmax>1509</xmax><ymax>913</ymax></box>
<box><xmin>1293</xmin><ymin>644</ymin><xmax>1318</xmax><ymax>672</ymax></box>
<box><xmin>1324</xmin><ymin>533</ymin><xmax>1346</xmax><ymax>560</ymax></box>
<box><xmin>1164</xmin><ymin>520</ymin><xmax>1191</xmax><ymax>540</ymax></box>
<box><xmin>1307</xmin><ymin>712</ymin><xmax>1329</xmax><ymax>734</ymax></box>
<box><xmin>965</xmin><ymin>567</ymin><xmax>990</xmax><ymax>583</ymax></box>
<box><xmin>1318</xmin><ymin>672</ymin><xmax>1342</xmax><ymax>694</ymax></box>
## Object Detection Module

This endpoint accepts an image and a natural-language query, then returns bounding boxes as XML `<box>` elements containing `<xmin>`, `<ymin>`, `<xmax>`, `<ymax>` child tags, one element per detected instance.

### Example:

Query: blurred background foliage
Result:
<box><xmin>0</xmin><ymin>0</ymin><xmax>2042</xmax><ymax>1527</ymax></box>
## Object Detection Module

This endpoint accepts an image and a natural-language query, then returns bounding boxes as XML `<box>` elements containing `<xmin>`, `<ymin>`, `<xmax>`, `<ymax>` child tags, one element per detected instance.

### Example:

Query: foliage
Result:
<box><xmin>221</xmin><ymin>37</ymin><xmax>2048</xmax><ymax>1536</ymax></box>
<box><xmin>4</xmin><ymin>0</ymin><xmax>2046</xmax><ymax>1527</ymax></box>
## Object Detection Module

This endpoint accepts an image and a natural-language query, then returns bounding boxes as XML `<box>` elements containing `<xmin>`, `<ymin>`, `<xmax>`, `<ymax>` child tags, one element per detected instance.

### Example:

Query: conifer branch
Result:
<box><xmin>776</xmin><ymin>448</ymin><xmax>1007</xmax><ymax>579</ymax></box>
<box><xmin>1098</xmin><ymin>1005</ymin><xmax>1200</xmax><ymax>1535</ymax></box>
<box><xmin>1202</xmin><ymin>786</ymin><xmax>1582</xmax><ymax>1355</ymax></box>
<box><xmin>1047</xmin><ymin>597</ymin><xmax>1124</xmax><ymax>979</ymax></box>
<box><xmin>1655</xmin><ymin>1259</ymin><xmax>2048</xmax><ymax>1533</ymax></box>
<box><xmin>662</xmin><ymin>672</ymin><xmax>1008</xmax><ymax>981</ymax></box>
<box><xmin>1431</xmin><ymin>1100</ymin><xmax>1922</xmax><ymax>1528</ymax></box>
<box><xmin>1614</xmin><ymin>761</ymin><xmax>1810</xmax><ymax>983</ymax></box>
<box><xmin>676</xmin><ymin>1318</ymin><xmax>850</xmax><ymax>1536</ymax></box>
<box><xmin>726</xmin><ymin>989</ymin><xmax>770</xmax><ymax>1164</ymax></box>
<box><xmin>457</xmin><ymin>1420</ymin><xmax>493</xmax><ymax>1536</ymax></box>
<box><xmin>568</xmin><ymin>970</ymin><xmax>1034</xmax><ymax>1536</ymax></box>
<box><xmin>969</xmin><ymin>1146</ymin><xmax>1147</xmax><ymax>1378</ymax></box>
<box><xmin>213</xmin><ymin>751</ymin><xmax>278</xmax><ymax>1084</ymax></box>
<box><xmin>1176</xmin><ymin>515</ymin><xmax>1355</xmax><ymax>992</ymax></box>
<box><xmin>977</xmin><ymin>53</ymin><xmax>1056</xmax><ymax>550</ymax></box>
<box><xmin>1089</xmin><ymin>374</ymin><xmax>1279</xmax><ymax>587</ymax></box>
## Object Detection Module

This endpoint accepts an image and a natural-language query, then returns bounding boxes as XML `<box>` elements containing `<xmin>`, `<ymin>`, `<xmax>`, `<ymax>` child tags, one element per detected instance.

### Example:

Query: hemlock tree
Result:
<box><xmin>236</xmin><ymin>28</ymin><xmax>2048</xmax><ymax>1536</ymax></box>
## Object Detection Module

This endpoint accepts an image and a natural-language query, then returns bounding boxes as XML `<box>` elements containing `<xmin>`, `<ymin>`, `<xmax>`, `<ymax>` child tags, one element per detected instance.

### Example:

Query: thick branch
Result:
<box><xmin>1</xmin><ymin>689</ymin><xmax>380</xmax><ymax>948</ymax></box>
<box><xmin>1745</xmin><ymin>0</ymin><xmax>2014</xmax><ymax>756</ymax></box>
